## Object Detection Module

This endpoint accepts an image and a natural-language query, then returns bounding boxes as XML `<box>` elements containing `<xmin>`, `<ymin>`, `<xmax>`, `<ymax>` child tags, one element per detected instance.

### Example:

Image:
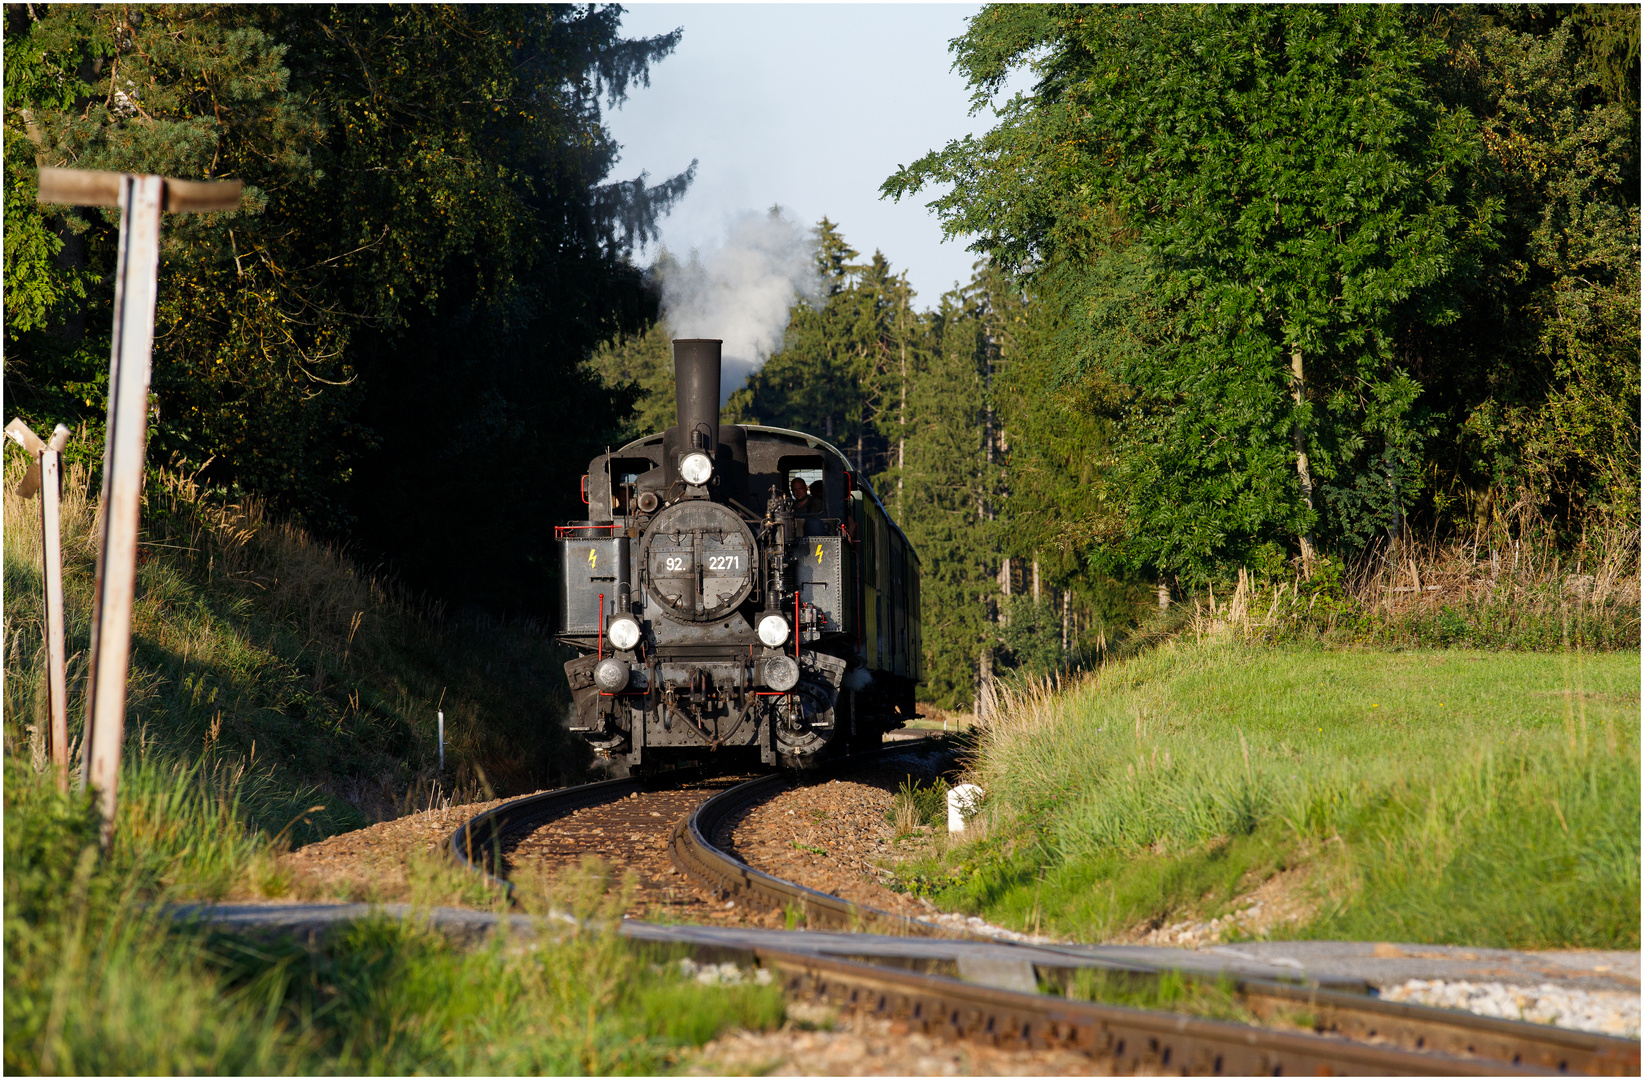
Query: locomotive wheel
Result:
<box><xmin>774</xmin><ymin>681</ymin><xmax>837</xmax><ymax>762</ymax></box>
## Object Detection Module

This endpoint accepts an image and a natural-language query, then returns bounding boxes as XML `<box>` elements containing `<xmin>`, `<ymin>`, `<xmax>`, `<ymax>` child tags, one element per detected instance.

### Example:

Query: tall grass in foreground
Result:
<box><xmin>4</xmin><ymin>762</ymin><xmax>783</xmax><ymax>1074</ymax></box>
<box><xmin>915</xmin><ymin>645</ymin><xmax>1639</xmax><ymax>948</ymax></box>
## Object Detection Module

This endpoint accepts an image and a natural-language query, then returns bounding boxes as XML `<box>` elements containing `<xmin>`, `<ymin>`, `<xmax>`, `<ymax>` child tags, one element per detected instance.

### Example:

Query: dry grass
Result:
<box><xmin>3</xmin><ymin>435</ymin><xmax>587</xmax><ymax>839</ymax></box>
<box><xmin>1180</xmin><ymin>526</ymin><xmax>1639</xmax><ymax>650</ymax></box>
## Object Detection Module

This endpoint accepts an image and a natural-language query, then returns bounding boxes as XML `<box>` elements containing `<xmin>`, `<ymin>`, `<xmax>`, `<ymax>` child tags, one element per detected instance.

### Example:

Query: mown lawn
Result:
<box><xmin>901</xmin><ymin>645</ymin><xmax>1640</xmax><ymax>949</ymax></box>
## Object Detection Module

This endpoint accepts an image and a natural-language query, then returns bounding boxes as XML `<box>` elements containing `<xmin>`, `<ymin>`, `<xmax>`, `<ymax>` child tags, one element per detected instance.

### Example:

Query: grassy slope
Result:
<box><xmin>4</xmin><ymin>455</ymin><xmax>589</xmax><ymax>843</ymax></box>
<box><xmin>909</xmin><ymin>644</ymin><xmax>1640</xmax><ymax>949</ymax></box>
<box><xmin>3</xmin><ymin>452</ymin><xmax>785</xmax><ymax>1072</ymax></box>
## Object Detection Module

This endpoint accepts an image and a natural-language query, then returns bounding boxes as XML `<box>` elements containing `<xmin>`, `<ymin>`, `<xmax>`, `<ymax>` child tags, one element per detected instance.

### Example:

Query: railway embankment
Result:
<box><xmin>2</xmin><ymin>456</ymin><xmax>791</xmax><ymax>1072</ymax></box>
<box><xmin>889</xmin><ymin>643</ymin><xmax>1640</xmax><ymax>1019</ymax></box>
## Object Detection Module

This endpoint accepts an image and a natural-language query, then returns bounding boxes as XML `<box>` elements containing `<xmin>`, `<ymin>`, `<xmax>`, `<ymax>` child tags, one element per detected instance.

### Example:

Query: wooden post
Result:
<box><xmin>37</xmin><ymin>167</ymin><xmax>241</xmax><ymax>843</ymax></box>
<box><xmin>5</xmin><ymin>420</ymin><xmax>71</xmax><ymax>789</ymax></box>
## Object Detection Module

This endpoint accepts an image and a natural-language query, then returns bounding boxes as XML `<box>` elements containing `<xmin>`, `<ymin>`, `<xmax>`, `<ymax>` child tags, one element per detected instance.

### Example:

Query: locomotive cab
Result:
<box><xmin>556</xmin><ymin>338</ymin><xmax>920</xmax><ymax>769</ymax></box>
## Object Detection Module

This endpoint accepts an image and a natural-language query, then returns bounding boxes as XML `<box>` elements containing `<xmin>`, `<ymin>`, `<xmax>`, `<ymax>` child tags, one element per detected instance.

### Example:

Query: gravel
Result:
<box><xmin>685</xmin><ymin>1008</ymin><xmax>1112</xmax><ymax>1076</ymax></box>
<box><xmin>269</xmin><ymin>792</ymin><xmax>532</xmax><ymax>902</ymax></box>
<box><xmin>1379</xmin><ymin>979</ymin><xmax>1641</xmax><ymax>1038</ymax></box>
<box><xmin>719</xmin><ymin>767</ymin><xmax>949</xmax><ymax>925</ymax></box>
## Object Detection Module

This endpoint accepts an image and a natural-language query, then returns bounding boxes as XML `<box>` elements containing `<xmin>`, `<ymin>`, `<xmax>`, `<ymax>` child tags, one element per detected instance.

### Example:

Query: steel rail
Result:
<box><xmin>450</xmin><ymin>747</ymin><xmax>1639</xmax><ymax>1076</ymax></box>
<box><xmin>667</xmin><ymin>743</ymin><xmax>953</xmax><ymax>936</ymax></box>
<box><xmin>752</xmin><ymin>946</ymin><xmax>1530</xmax><ymax>1076</ymax></box>
<box><xmin>666</xmin><ymin>762</ymin><xmax>1639</xmax><ymax>1076</ymax></box>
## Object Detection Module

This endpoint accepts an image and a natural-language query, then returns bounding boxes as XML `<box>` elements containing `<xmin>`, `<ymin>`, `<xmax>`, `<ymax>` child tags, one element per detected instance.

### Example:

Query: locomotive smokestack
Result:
<box><xmin>673</xmin><ymin>338</ymin><xmax>721</xmax><ymax>453</ymax></box>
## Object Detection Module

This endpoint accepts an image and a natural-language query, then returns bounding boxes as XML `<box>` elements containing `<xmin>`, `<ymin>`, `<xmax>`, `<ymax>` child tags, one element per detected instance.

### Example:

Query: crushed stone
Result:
<box><xmin>684</xmin><ymin>1009</ymin><xmax>1116</xmax><ymax>1076</ymax></box>
<box><xmin>1379</xmin><ymin>979</ymin><xmax>1641</xmax><ymax>1039</ymax></box>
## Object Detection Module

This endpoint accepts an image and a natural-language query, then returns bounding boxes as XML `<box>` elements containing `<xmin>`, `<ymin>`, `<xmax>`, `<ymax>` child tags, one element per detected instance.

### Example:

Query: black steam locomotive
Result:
<box><xmin>557</xmin><ymin>339</ymin><xmax>922</xmax><ymax>768</ymax></box>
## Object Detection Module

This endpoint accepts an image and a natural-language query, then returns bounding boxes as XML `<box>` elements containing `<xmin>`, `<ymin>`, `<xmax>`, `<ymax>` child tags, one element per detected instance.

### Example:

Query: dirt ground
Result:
<box><xmin>685</xmin><ymin>1002</ymin><xmax>1125</xmax><ymax>1076</ymax></box>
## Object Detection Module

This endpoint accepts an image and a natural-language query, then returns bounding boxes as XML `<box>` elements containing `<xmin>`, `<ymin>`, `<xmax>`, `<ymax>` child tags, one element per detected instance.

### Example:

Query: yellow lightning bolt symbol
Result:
<box><xmin>816</xmin><ymin>544</ymin><xmax>824</xmax><ymax>564</ymax></box>
<box><xmin>587</xmin><ymin>548</ymin><xmax>597</xmax><ymax>570</ymax></box>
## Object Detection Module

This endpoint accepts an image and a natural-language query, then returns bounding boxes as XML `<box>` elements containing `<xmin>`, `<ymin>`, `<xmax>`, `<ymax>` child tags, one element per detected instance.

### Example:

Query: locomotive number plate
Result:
<box><xmin>701</xmin><ymin>536</ymin><xmax>750</xmax><ymax>576</ymax></box>
<box><xmin>651</xmin><ymin>549</ymin><xmax>694</xmax><ymax>576</ymax></box>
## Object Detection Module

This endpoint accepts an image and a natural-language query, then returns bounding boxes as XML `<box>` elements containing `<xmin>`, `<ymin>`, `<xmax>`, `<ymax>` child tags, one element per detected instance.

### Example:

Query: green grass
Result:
<box><xmin>1056</xmin><ymin>968</ymin><xmax>1253</xmax><ymax>1024</ymax></box>
<box><xmin>4</xmin><ymin>759</ymin><xmax>786</xmax><ymax>1074</ymax></box>
<box><xmin>3</xmin><ymin>445</ymin><xmax>787</xmax><ymax>1073</ymax></box>
<box><xmin>885</xmin><ymin>775</ymin><xmax>951</xmax><ymax>836</ymax></box>
<box><xmin>4</xmin><ymin>450</ymin><xmax>591</xmax><ymax>839</ymax></box>
<box><xmin>900</xmin><ymin>644</ymin><xmax>1640</xmax><ymax>949</ymax></box>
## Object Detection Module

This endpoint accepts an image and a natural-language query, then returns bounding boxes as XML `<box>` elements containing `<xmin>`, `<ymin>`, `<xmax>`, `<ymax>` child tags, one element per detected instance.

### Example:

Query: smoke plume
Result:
<box><xmin>659</xmin><ymin>208</ymin><xmax>821</xmax><ymax>404</ymax></box>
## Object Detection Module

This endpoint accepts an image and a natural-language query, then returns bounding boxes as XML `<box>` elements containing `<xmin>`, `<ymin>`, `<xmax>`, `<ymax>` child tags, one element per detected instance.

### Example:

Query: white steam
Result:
<box><xmin>659</xmin><ymin>208</ymin><xmax>821</xmax><ymax>404</ymax></box>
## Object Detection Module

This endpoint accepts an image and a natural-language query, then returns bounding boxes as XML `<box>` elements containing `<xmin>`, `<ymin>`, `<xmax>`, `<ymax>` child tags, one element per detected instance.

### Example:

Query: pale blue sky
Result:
<box><xmin>606</xmin><ymin>4</ymin><xmax>1024</xmax><ymax>304</ymax></box>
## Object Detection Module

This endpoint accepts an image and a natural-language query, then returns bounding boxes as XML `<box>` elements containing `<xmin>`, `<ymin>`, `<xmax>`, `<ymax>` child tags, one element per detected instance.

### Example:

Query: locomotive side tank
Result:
<box><xmin>557</xmin><ymin>338</ymin><xmax>921</xmax><ymax>768</ymax></box>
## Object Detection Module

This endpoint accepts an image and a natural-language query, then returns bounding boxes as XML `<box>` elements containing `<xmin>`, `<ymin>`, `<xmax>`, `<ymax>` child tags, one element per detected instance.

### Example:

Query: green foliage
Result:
<box><xmin>888</xmin><ymin>5</ymin><xmax>1485</xmax><ymax>579</ymax></box>
<box><xmin>1061</xmin><ymin>968</ymin><xmax>1251</xmax><ymax>1026</ymax></box>
<box><xmin>1427</xmin><ymin>7</ymin><xmax>1641</xmax><ymax>529</ymax></box>
<box><xmin>892</xmin><ymin>279</ymin><xmax>1003</xmax><ymax>708</ymax></box>
<box><xmin>885</xmin><ymin>3</ymin><xmax>1639</xmax><ymax>589</ymax></box>
<box><xmin>731</xmin><ymin>219</ymin><xmax>926</xmax><ymax>475</ymax></box>
<box><xmin>886</xmin><ymin>775</ymin><xmax>951</xmax><ymax>830</ymax></box>
<box><xmin>588</xmin><ymin>320</ymin><xmax>674</xmax><ymax>441</ymax></box>
<box><xmin>998</xmin><ymin>596</ymin><xmax>1070</xmax><ymax>676</ymax></box>
<box><xmin>901</xmin><ymin>645</ymin><xmax>1641</xmax><ymax>948</ymax></box>
<box><xmin>3</xmin><ymin>4</ymin><xmax>694</xmax><ymax>612</ymax></box>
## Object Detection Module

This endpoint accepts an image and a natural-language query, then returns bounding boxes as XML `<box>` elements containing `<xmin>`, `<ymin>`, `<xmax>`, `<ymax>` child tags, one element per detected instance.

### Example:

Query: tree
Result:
<box><xmin>886</xmin><ymin>5</ymin><xmax>1493</xmax><ymax>581</ymax></box>
<box><xmin>587</xmin><ymin>320</ymin><xmax>672</xmax><ymax>441</ymax></box>
<box><xmin>894</xmin><ymin>281</ymin><xmax>1000</xmax><ymax>709</ymax></box>
<box><xmin>1418</xmin><ymin>6</ymin><xmax>1640</xmax><ymax>532</ymax></box>
<box><xmin>4</xmin><ymin>4</ymin><xmax>695</xmax><ymax>612</ymax></box>
<box><xmin>730</xmin><ymin>219</ymin><xmax>925</xmax><ymax>482</ymax></box>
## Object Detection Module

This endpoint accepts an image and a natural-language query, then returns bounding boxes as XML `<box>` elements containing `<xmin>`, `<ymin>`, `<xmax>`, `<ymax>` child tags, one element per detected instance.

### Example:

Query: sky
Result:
<box><xmin>604</xmin><ymin>4</ymin><xmax>1027</xmax><ymax>305</ymax></box>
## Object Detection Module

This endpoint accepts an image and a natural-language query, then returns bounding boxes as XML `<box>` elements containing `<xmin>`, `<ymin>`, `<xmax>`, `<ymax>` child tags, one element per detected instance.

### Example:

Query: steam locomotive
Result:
<box><xmin>557</xmin><ymin>339</ymin><xmax>921</xmax><ymax>768</ymax></box>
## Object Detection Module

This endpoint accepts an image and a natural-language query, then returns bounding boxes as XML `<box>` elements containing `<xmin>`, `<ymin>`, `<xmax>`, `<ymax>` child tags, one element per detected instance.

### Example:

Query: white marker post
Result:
<box><xmin>947</xmin><ymin>783</ymin><xmax>985</xmax><ymax>833</ymax></box>
<box><xmin>37</xmin><ymin>167</ymin><xmax>241</xmax><ymax>843</ymax></box>
<box><xmin>6</xmin><ymin>419</ymin><xmax>72</xmax><ymax>789</ymax></box>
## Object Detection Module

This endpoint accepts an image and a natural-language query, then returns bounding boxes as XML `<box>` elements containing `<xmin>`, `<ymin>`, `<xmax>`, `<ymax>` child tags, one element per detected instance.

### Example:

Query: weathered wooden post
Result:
<box><xmin>5</xmin><ymin>419</ymin><xmax>72</xmax><ymax>789</ymax></box>
<box><xmin>36</xmin><ymin>167</ymin><xmax>241</xmax><ymax>842</ymax></box>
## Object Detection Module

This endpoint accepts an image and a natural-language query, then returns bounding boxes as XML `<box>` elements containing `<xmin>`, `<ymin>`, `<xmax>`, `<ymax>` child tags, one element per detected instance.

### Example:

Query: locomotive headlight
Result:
<box><xmin>757</xmin><ymin>613</ymin><xmax>790</xmax><ymax>648</ymax></box>
<box><xmin>680</xmin><ymin>451</ymin><xmax>714</xmax><ymax>486</ymax></box>
<box><xmin>594</xmin><ymin>657</ymin><xmax>630</xmax><ymax>692</ymax></box>
<box><xmin>762</xmin><ymin>654</ymin><xmax>800</xmax><ymax>692</ymax></box>
<box><xmin>607</xmin><ymin>616</ymin><xmax>642</xmax><ymax>651</ymax></box>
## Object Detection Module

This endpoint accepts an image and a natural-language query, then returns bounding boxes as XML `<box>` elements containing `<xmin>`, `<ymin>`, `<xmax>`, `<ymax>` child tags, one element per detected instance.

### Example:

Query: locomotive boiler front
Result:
<box><xmin>557</xmin><ymin>337</ymin><xmax>855</xmax><ymax>768</ymax></box>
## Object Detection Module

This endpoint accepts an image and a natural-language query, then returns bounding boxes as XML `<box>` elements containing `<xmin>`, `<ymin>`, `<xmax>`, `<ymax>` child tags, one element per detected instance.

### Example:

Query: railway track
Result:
<box><xmin>448</xmin><ymin>741</ymin><xmax>1640</xmax><ymax>1076</ymax></box>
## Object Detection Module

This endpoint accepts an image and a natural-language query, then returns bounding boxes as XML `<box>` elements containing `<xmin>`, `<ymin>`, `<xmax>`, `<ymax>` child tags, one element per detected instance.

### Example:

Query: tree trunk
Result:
<box><xmin>897</xmin><ymin>332</ymin><xmax>906</xmax><ymax>497</ymax></box>
<box><xmin>977</xmin><ymin>642</ymin><xmax>993</xmax><ymax>723</ymax></box>
<box><xmin>1061</xmin><ymin>589</ymin><xmax>1070</xmax><ymax>650</ymax></box>
<box><xmin>1290</xmin><ymin>347</ymin><xmax>1318</xmax><ymax>572</ymax></box>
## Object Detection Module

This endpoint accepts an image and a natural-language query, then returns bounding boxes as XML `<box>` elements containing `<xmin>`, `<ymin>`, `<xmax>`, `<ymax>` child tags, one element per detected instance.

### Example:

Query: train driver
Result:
<box><xmin>790</xmin><ymin>476</ymin><xmax>813</xmax><ymax>513</ymax></box>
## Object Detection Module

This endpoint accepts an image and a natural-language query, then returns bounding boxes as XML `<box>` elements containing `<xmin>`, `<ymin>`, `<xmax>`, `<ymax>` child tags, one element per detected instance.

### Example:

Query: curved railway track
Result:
<box><xmin>448</xmin><ymin>742</ymin><xmax>1639</xmax><ymax>1076</ymax></box>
